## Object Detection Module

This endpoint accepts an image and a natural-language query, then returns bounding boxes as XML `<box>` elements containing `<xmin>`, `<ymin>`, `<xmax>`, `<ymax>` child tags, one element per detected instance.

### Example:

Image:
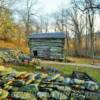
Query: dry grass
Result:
<box><xmin>0</xmin><ymin>40</ymin><xmax>29</xmax><ymax>53</ymax></box>
<box><xmin>66</xmin><ymin>57</ymin><xmax>100</xmax><ymax>64</ymax></box>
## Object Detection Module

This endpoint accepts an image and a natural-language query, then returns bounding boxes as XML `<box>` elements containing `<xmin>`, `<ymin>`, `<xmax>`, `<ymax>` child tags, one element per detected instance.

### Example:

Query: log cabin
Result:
<box><xmin>28</xmin><ymin>32</ymin><xmax>65</xmax><ymax>60</ymax></box>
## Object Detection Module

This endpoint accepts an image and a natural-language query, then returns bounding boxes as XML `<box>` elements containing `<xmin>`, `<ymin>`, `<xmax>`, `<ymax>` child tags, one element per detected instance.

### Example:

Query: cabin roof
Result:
<box><xmin>28</xmin><ymin>32</ymin><xmax>65</xmax><ymax>39</ymax></box>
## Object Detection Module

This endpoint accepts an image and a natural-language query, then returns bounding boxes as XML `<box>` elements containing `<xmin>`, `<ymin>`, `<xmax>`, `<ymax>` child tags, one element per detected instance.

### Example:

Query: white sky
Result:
<box><xmin>95</xmin><ymin>14</ymin><xmax>100</xmax><ymax>32</ymax></box>
<box><xmin>38</xmin><ymin>0</ymin><xmax>71</xmax><ymax>15</ymax></box>
<box><xmin>13</xmin><ymin>0</ymin><xmax>71</xmax><ymax>16</ymax></box>
<box><xmin>13</xmin><ymin>0</ymin><xmax>100</xmax><ymax>31</ymax></box>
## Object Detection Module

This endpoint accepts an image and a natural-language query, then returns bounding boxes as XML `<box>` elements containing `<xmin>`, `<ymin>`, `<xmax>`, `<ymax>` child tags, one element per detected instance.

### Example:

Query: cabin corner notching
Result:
<box><xmin>28</xmin><ymin>32</ymin><xmax>65</xmax><ymax>60</ymax></box>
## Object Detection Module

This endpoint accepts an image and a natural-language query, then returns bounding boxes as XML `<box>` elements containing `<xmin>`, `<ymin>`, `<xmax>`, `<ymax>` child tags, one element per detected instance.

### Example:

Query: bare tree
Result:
<box><xmin>73</xmin><ymin>0</ymin><xmax>100</xmax><ymax>63</ymax></box>
<box><xmin>86</xmin><ymin>0</ymin><xmax>95</xmax><ymax>64</ymax></box>
<box><xmin>53</xmin><ymin>9</ymin><xmax>65</xmax><ymax>32</ymax></box>
<box><xmin>52</xmin><ymin>9</ymin><xmax>70</xmax><ymax>61</ymax></box>
<box><xmin>39</xmin><ymin>16</ymin><xmax>44</xmax><ymax>32</ymax></box>
<box><xmin>67</xmin><ymin>6</ymin><xmax>85</xmax><ymax>56</ymax></box>
<box><xmin>16</xmin><ymin>0</ymin><xmax>38</xmax><ymax>46</ymax></box>
<box><xmin>44</xmin><ymin>16</ymin><xmax>49</xmax><ymax>32</ymax></box>
<box><xmin>25</xmin><ymin>0</ymin><xmax>37</xmax><ymax>35</ymax></box>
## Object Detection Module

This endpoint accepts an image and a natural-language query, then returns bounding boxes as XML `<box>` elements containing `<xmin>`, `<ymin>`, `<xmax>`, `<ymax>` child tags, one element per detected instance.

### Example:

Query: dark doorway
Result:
<box><xmin>33</xmin><ymin>50</ymin><xmax>38</xmax><ymax>57</ymax></box>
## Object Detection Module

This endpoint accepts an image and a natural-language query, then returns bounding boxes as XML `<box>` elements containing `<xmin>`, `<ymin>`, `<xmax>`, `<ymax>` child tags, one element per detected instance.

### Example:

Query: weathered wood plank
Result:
<box><xmin>30</xmin><ymin>39</ymin><xmax>64</xmax><ymax>43</ymax></box>
<box><xmin>30</xmin><ymin>43</ymin><xmax>64</xmax><ymax>47</ymax></box>
<box><xmin>29</xmin><ymin>38</ymin><xmax>65</xmax><ymax>59</ymax></box>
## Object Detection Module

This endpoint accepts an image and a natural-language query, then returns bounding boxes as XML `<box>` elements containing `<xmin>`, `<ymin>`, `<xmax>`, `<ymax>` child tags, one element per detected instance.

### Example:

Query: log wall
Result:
<box><xmin>28</xmin><ymin>39</ymin><xmax>64</xmax><ymax>60</ymax></box>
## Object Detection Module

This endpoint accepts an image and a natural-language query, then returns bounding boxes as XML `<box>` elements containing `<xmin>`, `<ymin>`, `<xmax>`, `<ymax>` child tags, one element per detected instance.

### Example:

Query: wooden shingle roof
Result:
<box><xmin>28</xmin><ymin>32</ymin><xmax>65</xmax><ymax>39</ymax></box>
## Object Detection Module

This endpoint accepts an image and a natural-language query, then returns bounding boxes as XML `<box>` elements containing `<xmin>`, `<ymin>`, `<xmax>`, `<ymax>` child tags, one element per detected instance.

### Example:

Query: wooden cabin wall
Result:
<box><xmin>29</xmin><ymin>39</ymin><xmax>64</xmax><ymax>59</ymax></box>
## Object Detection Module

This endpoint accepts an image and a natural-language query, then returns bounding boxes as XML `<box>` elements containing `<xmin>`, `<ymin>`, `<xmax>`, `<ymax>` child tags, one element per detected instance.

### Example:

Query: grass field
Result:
<box><xmin>0</xmin><ymin>45</ymin><xmax>99</xmax><ymax>82</ymax></box>
<box><xmin>1</xmin><ymin>40</ymin><xmax>100</xmax><ymax>82</ymax></box>
<box><xmin>66</xmin><ymin>57</ymin><xmax>100</xmax><ymax>64</ymax></box>
<box><xmin>11</xmin><ymin>63</ymin><xmax>100</xmax><ymax>82</ymax></box>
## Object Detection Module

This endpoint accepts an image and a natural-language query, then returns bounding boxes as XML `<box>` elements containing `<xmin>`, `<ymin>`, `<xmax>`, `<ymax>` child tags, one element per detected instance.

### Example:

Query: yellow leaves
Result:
<box><xmin>0</xmin><ymin>8</ymin><xmax>16</xmax><ymax>40</ymax></box>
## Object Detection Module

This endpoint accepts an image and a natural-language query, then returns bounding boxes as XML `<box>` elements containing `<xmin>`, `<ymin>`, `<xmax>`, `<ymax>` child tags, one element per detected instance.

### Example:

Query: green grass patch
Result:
<box><xmin>41</xmin><ymin>63</ymin><xmax>100</xmax><ymax>82</ymax></box>
<box><xmin>11</xmin><ymin>63</ymin><xmax>100</xmax><ymax>82</ymax></box>
<box><xmin>11</xmin><ymin>64</ymin><xmax>36</xmax><ymax>72</ymax></box>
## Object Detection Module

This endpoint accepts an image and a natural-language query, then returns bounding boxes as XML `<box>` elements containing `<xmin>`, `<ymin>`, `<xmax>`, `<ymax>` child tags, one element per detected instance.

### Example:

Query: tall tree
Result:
<box><xmin>67</xmin><ymin>6</ymin><xmax>85</xmax><ymax>56</ymax></box>
<box><xmin>0</xmin><ymin>0</ymin><xmax>17</xmax><ymax>41</ymax></box>
<box><xmin>44</xmin><ymin>16</ymin><xmax>49</xmax><ymax>32</ymax></box>
<box><xmin>53</xmin><ymin>9</ymin><xmax>70</xmax><ymax>61</ymax></box>
<box><xmin>73</xmin><ymin>0</ymin><xmax>99</xmax><ymax>63</ymax></box>
<box><xmin>16</xmin><ymin>0</ymin><xmax>38</xmax><ymax>44</ymax></box>
<box><xmin>16</xmin><ymin>0</ymin><xmax>38</xmax><ymax>46</ymax></box>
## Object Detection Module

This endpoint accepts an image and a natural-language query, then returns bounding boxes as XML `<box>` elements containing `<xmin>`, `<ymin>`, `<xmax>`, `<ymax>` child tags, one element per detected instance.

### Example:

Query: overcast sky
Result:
<box><xmin>13</xmin><ymin>0</ymin><xmax>71</xmax><ymax>24</ymax></box>
<box><xmin>13</xmin><ymin>0</ymin><xmax>100</xmax><ymax>31</ymax></box>
<box><xmin>38</xmin><ymin>0</ymin><xmax>71</xmax><ymax>15</ymax></box>
<box><xmin>13</xmin><ymin>0</ymin><xmax>71</xmax><ymax>15</ymax></box>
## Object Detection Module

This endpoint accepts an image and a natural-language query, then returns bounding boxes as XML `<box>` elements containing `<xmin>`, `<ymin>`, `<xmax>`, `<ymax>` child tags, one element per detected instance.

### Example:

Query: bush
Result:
<box><xmin>30</xmin><ymin>58</ymin><xmax>41</xmax><ymax>66</ymax></box>
<box><xmin>0</xmin><ymin>58</ymin><xmax>5</xmax><ymax>64</ymax></box>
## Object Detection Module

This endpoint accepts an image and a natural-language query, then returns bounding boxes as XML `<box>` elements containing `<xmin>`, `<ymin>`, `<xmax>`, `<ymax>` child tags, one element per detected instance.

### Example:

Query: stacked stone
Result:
<box><xmin>0</xmin><ymin>66</ymin><xmax>99</xmax><ymax>100</ymax></box>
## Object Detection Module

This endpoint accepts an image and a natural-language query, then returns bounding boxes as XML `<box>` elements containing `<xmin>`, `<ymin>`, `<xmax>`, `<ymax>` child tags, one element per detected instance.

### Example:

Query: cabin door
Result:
<box><xmin>33</xmin><ymin>50</ymin><xmax>38</xmax><ymax>57</ymax></box>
